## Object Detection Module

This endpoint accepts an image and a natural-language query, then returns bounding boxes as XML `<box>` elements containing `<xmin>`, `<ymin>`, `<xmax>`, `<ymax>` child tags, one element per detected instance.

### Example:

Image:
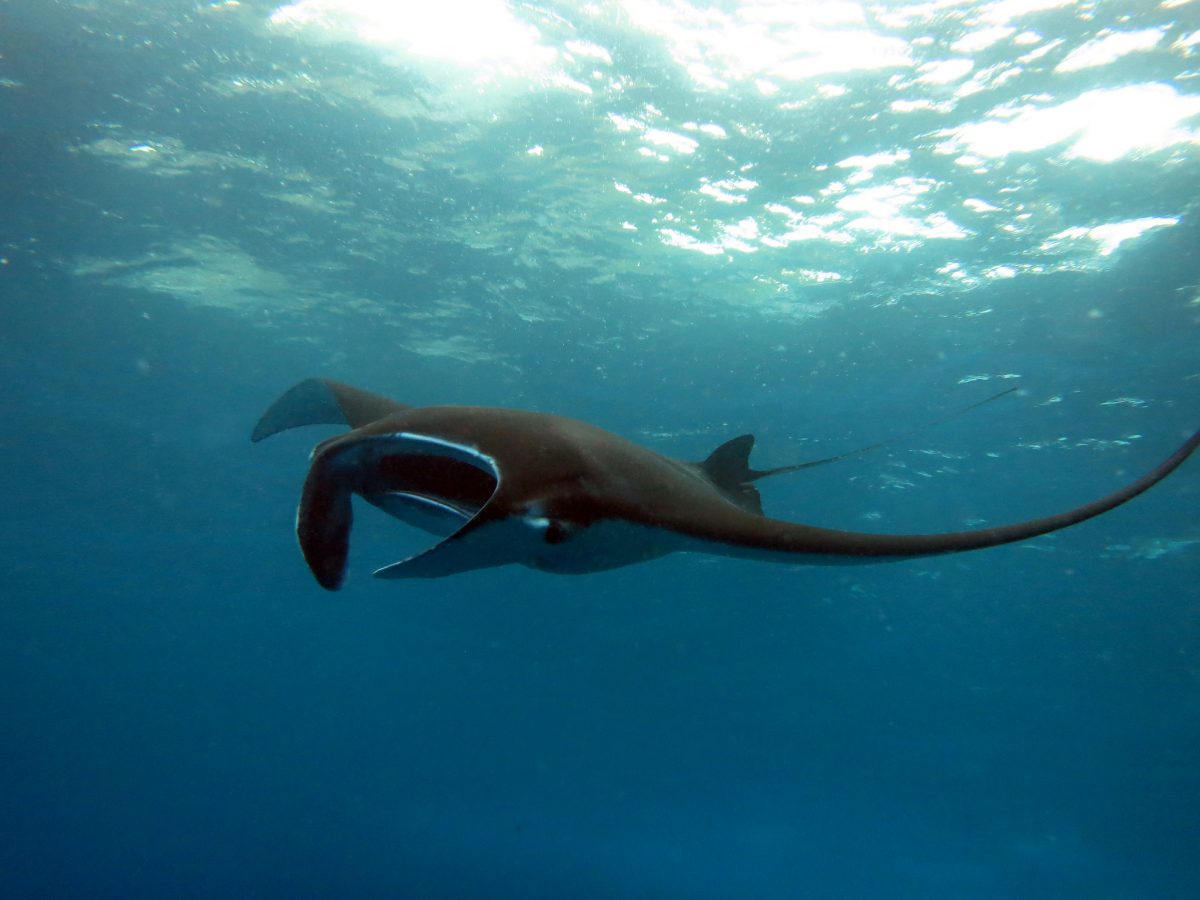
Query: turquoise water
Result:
<box><xmin>2</xmin><ymin>1</ymin><xmax>1198</xmax><ymax>896</ymax></box>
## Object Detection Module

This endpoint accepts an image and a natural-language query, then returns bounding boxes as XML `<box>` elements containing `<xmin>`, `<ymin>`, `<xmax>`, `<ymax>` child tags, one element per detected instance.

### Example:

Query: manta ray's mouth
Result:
<box><xmin>362</xmin><ymin>486</ymin><xmax>486</xmax><ymax>575</ymax></box>
<box><xmin>298</xmin><ymin>432</ymin><xmax>501</xmax><ymax>589</ymax></box>
<box><xmin>365</xmin><ymin>488</ymin><xmax>480</xmax><ymax>530</ymax></box>
<box><xmin>361</xmin><ymin>438</ymin><xmax>501</xmax><ymax>574</ymax></box>
<box><xmin>363</xmin><ymin>452</ymin><xmax>496</xmax><ymax>534</ymax></box>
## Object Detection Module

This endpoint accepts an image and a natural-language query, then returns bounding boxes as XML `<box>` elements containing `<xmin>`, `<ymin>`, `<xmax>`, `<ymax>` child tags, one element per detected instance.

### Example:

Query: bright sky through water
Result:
<box><xmin>268</xmin><ymin>0</ymin><xmax>1198</xmax><ymax>259</ymax></box>
<box><xmin>71</xmin><ymin>0</ymin><xmax>1200</xmax><ymax>337</ymax></box>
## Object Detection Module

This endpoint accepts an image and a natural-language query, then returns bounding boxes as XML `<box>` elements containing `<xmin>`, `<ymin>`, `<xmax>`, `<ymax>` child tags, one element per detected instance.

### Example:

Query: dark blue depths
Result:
<box><xmin>1</xmin><ymin>3</ymin><xmax>1199</xmax><ymax>898</ymax></box>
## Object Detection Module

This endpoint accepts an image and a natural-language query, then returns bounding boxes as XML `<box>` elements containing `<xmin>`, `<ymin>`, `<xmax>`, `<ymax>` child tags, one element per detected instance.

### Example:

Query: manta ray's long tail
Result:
<box><xmin>686</xmin><ymin>427</ymin><xmax>1200</xmax><ymax>562</ymax></box>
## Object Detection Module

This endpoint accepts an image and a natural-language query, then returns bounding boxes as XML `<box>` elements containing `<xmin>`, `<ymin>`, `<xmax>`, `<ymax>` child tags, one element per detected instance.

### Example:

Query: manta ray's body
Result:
<box><xmin>253</xmin><ymin>378</ymin><xmax>1199</xmax><ymax>590</ymax></box>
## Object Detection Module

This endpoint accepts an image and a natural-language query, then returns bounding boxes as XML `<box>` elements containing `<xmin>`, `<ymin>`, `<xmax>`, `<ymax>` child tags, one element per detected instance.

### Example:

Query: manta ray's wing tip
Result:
<box><xmin>252</xmin><ymin>379</ymin><xmax>338</xmax><ymax>443</ymax></box>
<box><xmin>373</xmin><ymin>515</ymin><xmax>517</xmax><ymax>580</ymax></box>
<box><xmin>370</xmin><ymin>539</ymin><xmax>473</xmax><ymax>580</ymax></box>
<box><xmin>251</xmin><ymin>378</ymin><xmax>409</xmax><ymax>442</ymax></box>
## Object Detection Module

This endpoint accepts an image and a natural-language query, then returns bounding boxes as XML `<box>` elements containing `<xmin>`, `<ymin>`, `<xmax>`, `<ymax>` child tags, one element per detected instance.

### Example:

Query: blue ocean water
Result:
<box><xmin>2</xmin><ymin>1</ymin><xmax>1198</xmax><ymax>897</ymax></box>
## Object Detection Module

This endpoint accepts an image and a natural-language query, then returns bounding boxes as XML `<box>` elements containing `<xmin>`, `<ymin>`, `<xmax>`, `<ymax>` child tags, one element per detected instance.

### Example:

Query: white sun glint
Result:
<box><xmin>265</xmin><ymin>0</ymin><xmax>1197</xmax><ymax>288</ymax></box>
<box><xmin>952</xmin><ymin>26</ymin><xmax>1016</xmax><ymax>54</ymax></box>
<box><xmin>643</xmin><ymin>128</ymin><xmax>699</xmax><ymax>155</ymax></box>
<box><xmin>619</xmin><ymin>0</ymin><xmax>911</xmax><ymax>90</ymax></box>
<box><xmin>270</xmin><ymin>0</ymin><xmax>556</xmax><ymax>76</ymax></box>
<box><xmin>1055</xmin><ymin>28</ymin><xmax>1165</xmax><ymax>72</ymax></box>
<box><xmin>917</xmin><ymin>58</ymin><xmax>974</xmax><ymax>84</ymax></box>
<box><xmin>1043</xmin><ymin>218</ymin><xmax>1179</xmax><ymax>256</ymax></box>
<box><xmin>945</xmin><ymin>84</ymin><xmax>1200</xmax><ymax>162</ymax></box>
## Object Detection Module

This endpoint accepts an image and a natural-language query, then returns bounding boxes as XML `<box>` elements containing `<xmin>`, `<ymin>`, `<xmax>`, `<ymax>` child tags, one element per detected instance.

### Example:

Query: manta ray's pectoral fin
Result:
<box><xmin>252</xmin><ymin>379</ymin><xmax>408</xmax><ymax>442</ymax></box>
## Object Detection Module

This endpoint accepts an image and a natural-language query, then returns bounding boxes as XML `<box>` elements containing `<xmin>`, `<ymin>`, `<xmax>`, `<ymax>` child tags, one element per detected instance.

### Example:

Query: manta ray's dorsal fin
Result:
<box><xmin>252</xmin><ymin>378</ymin><xmax>409</xmax><ymax>442</ymax></box>
<box><xmin>697</xmin><ymin>435</ymin><xmax>766</xmax><ymax>515</ymax></box>
<box><xmin>699</xmin><ymin>385</ymin><xmax>1022</xmax><ymax>489</ymax></box>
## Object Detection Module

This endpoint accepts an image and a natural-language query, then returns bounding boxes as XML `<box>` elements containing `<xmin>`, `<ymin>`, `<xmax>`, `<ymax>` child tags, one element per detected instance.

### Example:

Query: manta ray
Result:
<box><xmin>252</xmin><ymin>378</ymin><xmax>1199</xmax><ymax>590</ymax></box>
